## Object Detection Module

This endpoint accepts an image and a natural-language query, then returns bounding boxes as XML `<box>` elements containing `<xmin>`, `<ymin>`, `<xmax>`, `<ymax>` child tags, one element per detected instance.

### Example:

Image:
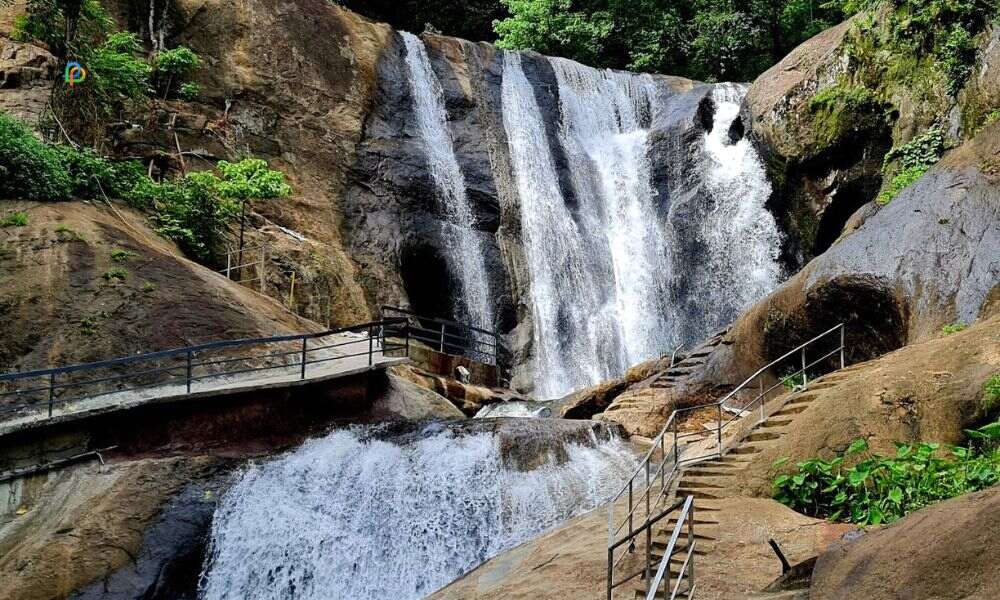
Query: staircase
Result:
<box><xmin>649</xmin><ymin>329</ymin><xmax>729</xmax><ymax>391</ymax></box>
<box><xmin>633</xmin><ymin>363</ymin><xmax>864</xmax><ymax>600</ymax></box>
<box><xmin>606</xmin><ymin>323</ymin><xmax>849</xmax><ymax>600</ymax></box>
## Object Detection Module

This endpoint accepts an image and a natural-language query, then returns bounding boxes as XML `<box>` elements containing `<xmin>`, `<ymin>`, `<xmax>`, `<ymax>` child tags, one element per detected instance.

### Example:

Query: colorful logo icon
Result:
<box><xmin>64</xmin><ymin>61</ymin><xmax>87</xmax><ymax>87</ymax></box>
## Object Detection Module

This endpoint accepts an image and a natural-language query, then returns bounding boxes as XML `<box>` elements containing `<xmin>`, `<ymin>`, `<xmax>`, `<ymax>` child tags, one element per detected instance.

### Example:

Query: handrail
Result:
<box><xmin>606</xmin><ymin>323</ymin><xmax>847</xmax><ymax>599</ymax></box>
<box><xmin>0</xmin><ymin>318</ymin><xmax>411</xmax><ymax>421</ymax></box>
<box><xmin>381</xmin><ymin>305</ymin><xmax>502</xmax><ymax>367</ymax></box>
<box><xmin>645</xmin><ymin>495</ymin><xmax>695</xmax><ymax>600</ymax></box>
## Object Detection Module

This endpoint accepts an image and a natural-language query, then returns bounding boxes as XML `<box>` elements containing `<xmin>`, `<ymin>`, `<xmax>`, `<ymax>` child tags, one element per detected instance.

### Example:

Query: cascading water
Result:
<box><xmin>199</xmin><ymin>423</ymin><xmax>637</xmax><ymax>600</ymax></box>
<box><xmin>402</xmin><ymin>32</ymin><xmax>495</xmax><ymax>329</ymax></box>
<box><xmin>692</xmin><ymin>83</ymin><xmax>783</xmax><ymax>329</ymax></box>
<box><xmin>501</xmin><ymin>53</ymin><xmax>782</xmax><ymax>398</ymax></box>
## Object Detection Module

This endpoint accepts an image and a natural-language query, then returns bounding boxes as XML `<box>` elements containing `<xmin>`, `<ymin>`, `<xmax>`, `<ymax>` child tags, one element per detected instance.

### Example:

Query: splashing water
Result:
<box><xmin>694</xmin><ymin>83</ymin><xmax>783</xmax><ymax>329</ymax></box>
<box><xmin>402</xmin><ymin>32</ymin><xmax>495</xmax><ymax>329</ymax></box>
<box><xmin>199</xmin><ymin>424</ymin><xmax>637</xmax><ymax>600</ymax></box>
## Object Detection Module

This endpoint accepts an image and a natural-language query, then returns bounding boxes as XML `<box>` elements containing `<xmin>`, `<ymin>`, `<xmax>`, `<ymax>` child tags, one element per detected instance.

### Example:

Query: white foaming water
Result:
<box><xmin>697</xmin><ymin>84</ymin><xmax>783</xmax><ymax>326</ymax></box>
<box><xmin>501</xmin><ymin>53</ymin><xmax>783</xmax><ymax>398</ymax></box>
<box><xmin>551</xmin><ymin>59</ymin><xmax>672</xmax><ymax>373</ymax></box>
<box><xmin>402</xmin><ymin>32</ymin><xmax>495</xmax><ymax>329</ymax></box>
<box><xmin>500</xmin><ymin>52</ymin><xmax>613</xmax><ymax>397</ymax></box>
<box><xmin>199</xmin><ymin>425</ymin><xmax>637</xmax><ymax>600</ymax></box>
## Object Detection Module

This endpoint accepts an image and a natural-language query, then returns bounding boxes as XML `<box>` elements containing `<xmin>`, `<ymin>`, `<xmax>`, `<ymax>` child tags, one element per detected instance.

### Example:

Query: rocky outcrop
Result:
<box><xmin>0</xmin><ymin>38</ymin><xmax>57</xmax><ymax>123</ymax></box>
<box><xmin>0</xmin><ymin>456</ymin><xmax>223</xmax><ymax>600</ymax></box>
<box><xmin>746</xmin><ymin>14</ymin><xmax>999</xmax><ymax>263</ymax></box>
<box><xmin>373</xmin><ymin>368</ymin><xmax>465</xmax><ymax>420</ymax></box>
<box><xmin>389</xmin><ymin>364</ymin><xmax>530</xmax><ymax>416</ymax></box>
<box><xmin>810</xmin><ymin>486</ymin><xmax>1000</xmax><ymax>600</ymax></box>
<box><xmin>0</xmin><ymin>201</ymin><xmax>314</xmax><ymax>375</ymax></box>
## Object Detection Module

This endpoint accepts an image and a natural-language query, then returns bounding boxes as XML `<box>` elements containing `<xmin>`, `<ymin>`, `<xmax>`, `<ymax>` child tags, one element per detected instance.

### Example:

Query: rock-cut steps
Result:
<box><xmin>648</xmin><ymin>329</ymin><xmax>729</xmax><ymax>391</ymax></box>
<box><xmin>632</xmin><ymin>371</ymin><xmax>851</xmax><ymax>600</ymax></box>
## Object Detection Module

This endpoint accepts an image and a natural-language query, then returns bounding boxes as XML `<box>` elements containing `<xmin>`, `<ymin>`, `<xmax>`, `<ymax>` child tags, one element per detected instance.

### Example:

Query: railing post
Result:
<box><xmin>186</xmin><ymin>350</ymin><xmax>192</xmax><ymax>394</ymax></box>
<box><xmin>368</xmin><ymin>326</ymin><xmax>374</xmax><ymax>367</ymax></box>
<box><xmin>759</xmin><ymin>376</ymin><xmax>765</xmax><ymax>424</ymax></box>
<box><xmin>840</xmin><ymin>324</ymin><xmax>846</xmax><ymax>370</ymax></box>
<box><xmin>300</xmin><ymin>337</ymin><xmax>308</xmax><ymax>379</ymax></box>
<box><xmin>687</xmin><ymin>500</ymin><xmax>695</xmax><ymax>589</ymax></box>
<box><xmin>627</xmin><ymin>480</ymin><xmax>633</xmax><ymax>541</ymax></box>
<box><xmin>802</xmin><ymin>347</ymin><xmax>808</xmax><ymax>387</ymax></box>
<box><xmin>672</xmin><ymin>417</ymin><xmax>679</xmax><ymax>467</ymax></box>
<box><xmin>225</xmin><ymin>251</ymin><xmax>232</xmax><ymax>279</ymax></box>
<box><xmin>48</xmin><ymin>372</ymin><xmax>55</xmax><ymax>418</ymax></box>
<box><xmin>606</xmin><ymin>547</ymin><xmax>614</xmax><ymax>600</ymax></box>
<box><xmin>717</xmin><ymin>402</ymin><xmax>723</xmax><ymax>457</ymax></box>
<box><xmin>644</xmin><ymin>459</ymin><xmax>652</xmax><ymax>584</ymax></box>
<box><xmin>439</xmin><ymin>323</ymin><xmax>446</xmax><ymax>353</ymax></box>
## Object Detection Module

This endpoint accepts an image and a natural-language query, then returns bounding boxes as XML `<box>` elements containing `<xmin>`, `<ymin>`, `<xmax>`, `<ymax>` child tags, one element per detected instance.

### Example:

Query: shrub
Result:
<box><xmin>154</xmin><ymin>46</ymin><xmax>202</xmax><ymax>98</ymax></box>
<box><xmin>941</xmin><ymin>322</ymin><xmax>967</xmax><ymax>335</ymax></box>
<box><xmin>179</xmin><ymin>82</ymin><xmax>202</xmax><ymax>101</ymax></box>
<box><xmin>0</xmin><ymin>112</ymin><xmax>73</xmax><ymax>200</ymax></box>
<box><xmin>984</xmin><ymin>375</ymin><xmax>1000</xmax><ymax>413</ymax></box>
<box><xmin>1</xmin><ymin>212</ymin><xmax>29</xmax><ymax>227</ymax></box>
<box><xmin>774</xmin><ymin>431</ymin><xmax>1000</xmax><ymax>526</ymax></box>
<box><xmin>878</xmin><ymin>128</ymin><xmax>947</xmax><ymax>204</ymax></box>
<box><xmin>110</xmin><ymin>248</ymin><xmax>137</xmax><ymax>263</ymax></box>
<box><xmin>101</xmin><ymin>267</ymin><xmax>128</xmax><ymax>281</ymax></box>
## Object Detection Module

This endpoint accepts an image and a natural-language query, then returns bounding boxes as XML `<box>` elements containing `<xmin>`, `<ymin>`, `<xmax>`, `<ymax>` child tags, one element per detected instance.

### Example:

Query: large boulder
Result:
<box><xmin>810</xmin><ymin>486</ymin><xmax>1000</xmax><ymax>600</ymax></box>
<box><xmin>0</xmin><ymin>37</ymin><xmax>57</xmax><ymax>123</ymax></box>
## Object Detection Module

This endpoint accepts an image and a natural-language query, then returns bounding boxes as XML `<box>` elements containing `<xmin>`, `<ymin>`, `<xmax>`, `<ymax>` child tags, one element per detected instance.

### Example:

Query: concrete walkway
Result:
<box><xmin>0</xmin><ymin>332</ymin><xmax>407</xmax><ymax>439</ymax></box>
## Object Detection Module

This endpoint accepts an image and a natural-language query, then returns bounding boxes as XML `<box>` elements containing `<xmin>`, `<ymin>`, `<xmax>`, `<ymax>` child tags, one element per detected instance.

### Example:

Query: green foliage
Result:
<box><xmin>492</xmin><ymin>0</ymin><xmax>860</xmax><ymax>81</ymax></box>
<box><xmin>882</xmin><ymin>128</ymin><xmax>946</xmax><ymax>171</ymax></box>
<box><xmin>983</xmin><ymin>375</ymin><xmax>1000</xmax><ymax>413</ymax></box>
<box><xmin>215</xmin><ymin>159</ymin><xmax>293</xmax><ymax>203</ymax></box>
<box><xmin>101</xmin><ymin>266</ymin><xmax>128</xmax><ymax>282</ymax></box>
<box><xmin>877</xmin><ymin>165</ymin><xmax>929</xmax><ymax>204</ymax></box>
<box><xmin>141</xmin><ymin>281</ymin><xmax>157</xmax><ymax>293</ymax></box>
<box><xmin>1</xmin><ymin>212</ymin><xmax>29</xmax><ymax>228</ymax></box>
<box><xmin>110</xmin><ymin>248</ymin><xmax>137</xmax><ymax>263</ymax></box>
<box><xmin>774</xmin><ymin>430</ymin><xmax>1000</xmax><ymax>526</ymax></box>
<box><xmin>86</xmin><ymin>32</ymin><xmax>153</xmax><ymax>103</ymax></box>
<box><xmin>494</xmin><ymin>0</ymin><xmax>613</xmax><ymax>67</ymax></box>
<box><xmin>781</xmin><ymin>372</ymin><xmax>807</xmax><ymax>390</ymax></box>
<box><xmin>15</xmin><ymin>0</ymin><xmax>113</xmax><ymax>59</ymax></box>
<box><xmin>877</xmin><ymin>128</ymin><xmax>946</xmax><ymax>204</ymax></box>
<box><xmin>179</xmin><ymin>82</ymin><xmax>202</xmax><ymax>101</ymax></box>
<box><xmin>807</xmin><ymin>84</ymin><xmax>885</xmax><ymax>149</ymax></box>
<box><xmin>941</xmin><ymin>322</ymin><xmax>967</xmax><ymax>335</ymax></box>
<box><xmin>153</xmin><ymin>47</ymin><xmax>202</xmax><ymax>99</ymax></box>
<box><xmin>0</xmin><ymin>112</ymin><xmax>73</xmax><ymax>200</ymax></box>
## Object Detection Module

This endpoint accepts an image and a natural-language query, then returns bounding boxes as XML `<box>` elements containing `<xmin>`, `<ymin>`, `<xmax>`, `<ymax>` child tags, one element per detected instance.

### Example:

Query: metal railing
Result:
<box><xmin>645</xmin><ymin>495</ymin><xmax>696</xmax><ymax>600</ymax></box>
<box><xmin>606</xmin><ymin>323</ymin><xmax>846</xmax><ymax>598</ymax></box>
<box><xmin>220</xmin><ymin>243</ymin><xmax>267</xmax><ymax>292</ymax></box>
<box><xmin>381</xmin><ymin>305</ymin><xmax>501</xmax><ymax>367</ymax></box>
<box><xmin>0</xmin><ymin>318</ymin><xmax>410</xmax><ymax>422</ymax></box>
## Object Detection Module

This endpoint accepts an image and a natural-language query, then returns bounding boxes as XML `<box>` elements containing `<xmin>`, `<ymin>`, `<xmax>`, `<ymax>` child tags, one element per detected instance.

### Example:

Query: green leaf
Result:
<box><xmin>847</xmin><ymin>438</ymin><xmax>869</xmax><ymax>455</ymax></box>
<box><xmin>888</xmin><ymin>487</ymin><xmax>903</xmax><ymax>504</ymax></box>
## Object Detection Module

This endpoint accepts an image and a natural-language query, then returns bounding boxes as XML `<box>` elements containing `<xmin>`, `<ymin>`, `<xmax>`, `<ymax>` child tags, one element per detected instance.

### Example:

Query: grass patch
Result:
<box><xmin>807</xmin><ymin>84</ymin><xmax>886</xmax><ymax>151</ymax></box>
<box><xmin>101</xmin><ymin>267</ymin><xmax>128</xmax><ymax>282</ymax></box>
<box><xmin>110</xmin><ymin>248</ymin><xmax>138</xmax><ymax>263</ymax></box>
<box><xmin>1</xmin><ymin>212</ymin><xmax>29</xmax><ymax>227</ymax></box>
<box><xmin>54</xmin><ymin>224</ymin><xmax>84</xmax><ymax>241</ymax></box>
<box><xmin>941</xmin><ymin>322</ymin><xmax>967</xmax><ymax>335</ymax></box>
<box><xmin>141</xmin><ymin>281</ymin><xmax>157</xmax><ymax>293</ymax></box>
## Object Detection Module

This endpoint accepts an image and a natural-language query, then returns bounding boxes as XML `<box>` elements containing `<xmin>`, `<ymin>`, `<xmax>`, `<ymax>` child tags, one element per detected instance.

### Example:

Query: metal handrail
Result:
<box><xmin>0</xmin><ymin>318</ymin><xmax>410</xmax><ymax>421</ymax></box>
<box><xmin>645</xmin><ymin>495</ymin><xmax>695</xmax><ymax>600</ymax></box>
<box><xmin>606</xmin><ymin>323</ymin><xmax>847</xmax><ymax>599</ymax></box>
<box><xmin>381</xmin><ymin>305</ymin><xmax>502</xmax><ymax>366</ymax></box>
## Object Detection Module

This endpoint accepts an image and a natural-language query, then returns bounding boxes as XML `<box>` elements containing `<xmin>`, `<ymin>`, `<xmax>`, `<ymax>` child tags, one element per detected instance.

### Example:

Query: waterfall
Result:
<box><xmin>501</xmin><ymin>56</ymin><xmax>782</xmax><ymax>398</ymax></box>
<box><xmin>199</xmin><ymin>423</ymin><xmax>637</xmax><ymax>600</ymax></box>
<box><xmin>402</xmin><ymin>32</ymin><xmax>495</xmax><ymax>329</ymax></box>
<box><xmin>685</xmin><ymin>83</ymin><xmax>783</xmax><ymax>332</ymax></box>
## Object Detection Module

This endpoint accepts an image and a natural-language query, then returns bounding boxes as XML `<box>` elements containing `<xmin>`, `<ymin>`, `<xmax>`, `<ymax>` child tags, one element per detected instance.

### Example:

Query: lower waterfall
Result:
<box><xmin>199</xmin><ymin>422</ymin><xmax>638</xmax><ymax>600</ymax></box>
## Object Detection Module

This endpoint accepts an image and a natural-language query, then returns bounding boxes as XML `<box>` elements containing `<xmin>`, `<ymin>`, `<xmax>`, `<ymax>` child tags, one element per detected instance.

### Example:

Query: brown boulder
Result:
<box><xmin>810</xmin><ymin>486</ymin><xmax>1000</xmax><ymax>600</ymax></box>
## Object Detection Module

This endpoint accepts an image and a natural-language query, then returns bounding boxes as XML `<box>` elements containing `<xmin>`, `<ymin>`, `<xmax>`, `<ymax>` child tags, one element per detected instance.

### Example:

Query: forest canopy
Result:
<box><xmin>338</xmin><ymin>0</ymin><xmax>867</xmax><ymax>81</ymax></box>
